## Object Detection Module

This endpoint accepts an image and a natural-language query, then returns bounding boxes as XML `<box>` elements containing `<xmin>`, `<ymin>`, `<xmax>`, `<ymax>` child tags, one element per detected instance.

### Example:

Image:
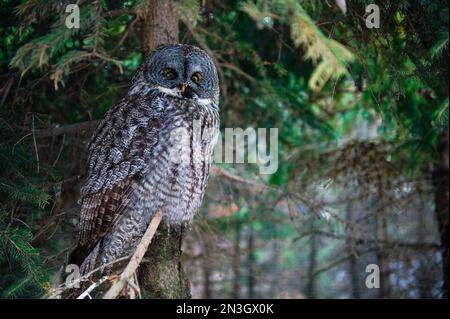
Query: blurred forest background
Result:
<box><xmin>0</xmin><ymin>0</ymin><xmax>448</xmax><ymax>299</ymax></box>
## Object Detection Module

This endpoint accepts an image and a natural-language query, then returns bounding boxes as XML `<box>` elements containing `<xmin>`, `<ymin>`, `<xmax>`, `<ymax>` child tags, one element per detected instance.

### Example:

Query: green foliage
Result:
<box><xmin>243</xmin><ymin>0</ymin><xmax>354</xmax><ymax>91</ymax></box>
<box><xmin>0</xmin><ymin>0</ymin><xmax>447</xmax><ymax>298</ymax></box>
<box><xmin>10</xmin><ymin>0</ymin><xmax>124</xmax><ymax>89</ymax></box>
<box><xmin>0</xmin><ymin>144</ymin><xmax>54</xmax><ymax>298</ymax></box>
<box><xmin>0</xmin><ymin>227</ymin><xmax>47</xmax><ymax>298</ymax></box>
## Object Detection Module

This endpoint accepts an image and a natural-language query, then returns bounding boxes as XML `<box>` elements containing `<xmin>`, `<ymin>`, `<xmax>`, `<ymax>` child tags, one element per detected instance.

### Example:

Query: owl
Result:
<box><xmin>69</xmin><ymin>44</ymin><xmax>220</xmax><ymax>274</ymax></box>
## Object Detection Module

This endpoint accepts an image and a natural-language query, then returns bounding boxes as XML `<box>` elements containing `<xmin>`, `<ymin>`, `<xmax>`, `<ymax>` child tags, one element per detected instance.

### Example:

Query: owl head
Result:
<box><xmin>135</xmin><ymin>44</ymin><xmax>219</xmax><ymax>103</ymax></box>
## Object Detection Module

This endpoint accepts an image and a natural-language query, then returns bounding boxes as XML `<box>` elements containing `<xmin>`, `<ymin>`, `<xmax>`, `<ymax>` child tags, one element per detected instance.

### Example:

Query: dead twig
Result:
<box><xmin>31</xmin><ymin>115</ymin><xmax>40</xmax><ymax>173</ymax></box>
<box><xmin>45</xmin><ymin>254</ymin><xmax>131</xmax><ymax>299</ymax></box>
<box><xmin>102</xmin><ymin>211</ymin><xmax>163</xmax><ymax>299</ymax></box>
<box><xmin>77</xmin><ymin>275</ymin><xmax>115</xmax><ymax>299</ymax></box>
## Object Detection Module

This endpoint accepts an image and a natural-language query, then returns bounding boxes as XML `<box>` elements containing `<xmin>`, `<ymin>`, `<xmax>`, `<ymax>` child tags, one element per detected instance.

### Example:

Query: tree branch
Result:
<box><xmin>211</xmin><ymin>165</ymin><xmax>315</xmax><ymax>208</ymax></box>
<box><xmin>34</xmin><ymin>120</ymin><xmax>100</xmax><ymax>139</ymax></box>
<box><xmin>314</xmin><ymin>230</ymin><xmax>441</xmax><ymax>250</ymax></box>
<box><xmin>102</xmin><ymin>8</ymin><xmax>134</xmax><ymax>19</ymax></box>
<box><xmin>77</xmin><ymin>275</ymin><xmax>113</xmax><ymax>299</ymax></box>
<box><xmin>103</xmin><ymin>211</ymin><xmax>163</xmax><ymax>299</ymax></box>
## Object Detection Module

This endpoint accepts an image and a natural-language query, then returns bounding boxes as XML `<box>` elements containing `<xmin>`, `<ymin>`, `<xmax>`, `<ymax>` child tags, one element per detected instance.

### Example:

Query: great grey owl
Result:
<box><xmin>69</xmin><ymin>44</ymin><xmax>220</xmax><ymax>274</ymax></box>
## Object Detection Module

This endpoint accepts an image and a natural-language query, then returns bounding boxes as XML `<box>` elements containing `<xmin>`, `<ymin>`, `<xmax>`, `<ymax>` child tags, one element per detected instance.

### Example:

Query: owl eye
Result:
<box><xmin>191</xmin><ymin>72</ymin><xmax>203</xmax><ymax>83</ymax></box>
<box><xmin>163</xmin><ymin>68</ymin><xmax>177</xmax><ymax>80</ymax></box>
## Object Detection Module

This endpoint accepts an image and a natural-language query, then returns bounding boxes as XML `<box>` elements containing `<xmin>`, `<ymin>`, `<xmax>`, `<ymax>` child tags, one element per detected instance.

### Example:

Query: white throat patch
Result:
<box><xmin>155</xmin><ymin>86</ymin><xmax>182</xmax><ymax>98</ymax></box>
<box><xmin>155</xmin><ymin>86</ymin><xmax>213</xmax><ymax>106</ymax></box>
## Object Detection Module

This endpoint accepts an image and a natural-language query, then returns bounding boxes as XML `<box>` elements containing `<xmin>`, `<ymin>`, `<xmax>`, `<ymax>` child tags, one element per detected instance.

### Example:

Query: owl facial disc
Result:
<box><xmin>143</xmin><ymin>44</ymin><xmax>219</xmax><ymax>103</ymax></box>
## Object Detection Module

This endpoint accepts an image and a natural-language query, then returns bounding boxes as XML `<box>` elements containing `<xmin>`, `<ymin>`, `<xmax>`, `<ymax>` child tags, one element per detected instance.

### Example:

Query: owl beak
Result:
<box><xmin>180</xmin><ymin>83</ymin><xmax>193</xmax><ymax>98</ymax></box>
<box><xmin>180</xmin><ymin>83</ymin><xmax>187</xmax><ymax>94</ymax></box>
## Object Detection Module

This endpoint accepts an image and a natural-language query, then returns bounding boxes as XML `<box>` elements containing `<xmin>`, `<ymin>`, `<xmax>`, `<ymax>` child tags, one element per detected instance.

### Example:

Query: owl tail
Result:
<box><xmin>67</xmin><ymin>242</ymin><xmax>100</xmax><ymax>275</ymax></box>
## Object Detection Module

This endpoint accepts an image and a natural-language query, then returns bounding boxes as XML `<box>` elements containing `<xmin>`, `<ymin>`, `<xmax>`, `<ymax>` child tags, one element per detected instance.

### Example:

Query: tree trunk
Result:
<box><xmin>376</xmin><ymin>181</ymin><xmax>391</xmax><ymax>299</ymax></box>
<box><xmin>232</xmin><ymin>222</ymin><xmax>242</xmax><ymax>298</ymax></box>
<box><xmin>346</xmin><ymin>201</ymin><xmax>361</xmax><ymax>299</ymax></box>
<box><xmin>247</xmin><ymin>228</ymin><xmax>255</xmax><ymax>298</ymax></box>
<box><xmin>432</xmin><ymin>124</ymin><xmax>449</xmax><ymax>299</ymax></box>
<box><xmin>305</xmin><ymin>219</ymin><xmax>317</xmax><ymax>299</ymax></box>
<box><xmin>140</xmin><ymin>0</ymin><xmax>179</xmax><ymax>56</ymax></box>
<box><xmin>137</xmin><ymin>225</ymin><xmax>191</xmax><ymax>298</ymax></box>
<box><xmin>136</xmin><ymin>0</ymin><xmax>190</xmax><ymax>299</ymax></box>
<box><xmin>202</xmin><ymin>232</ymin><xmax>212</xmax><ymax>299</ymax></box>
<box><xmin>416</xmin><ymin>194</ymin><xmax>433</xmax><ymax>298</ymax></box>
<box><xmin>269</xmin><ymin>236</ymin><xmax>280</xmax><ymax>298</ymax></box>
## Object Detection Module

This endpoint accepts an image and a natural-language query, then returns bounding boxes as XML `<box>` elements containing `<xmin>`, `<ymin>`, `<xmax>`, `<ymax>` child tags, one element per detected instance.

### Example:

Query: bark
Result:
<box><xmin>140</xmin><ymin>0</ymin><xmax>179</xmax><ymax>56</ymax></box>
<box><xmin>346</xmin><ymin>201</ymin><xmax>361</xmax><ymax>299</ymax></box>
<box><xmin>305</xmin><ymin>219</ymin><xmax>317</xmax><ymax>299</ymax></box>
<box><xmin>247</xmin><ymin>228</ymin><xmax>255</xmax><ymax>298</ymax></box>
<box><xmin>201</xmin><ymin>233</ymin><xmax>212</xmax><ymax>298</ymax></box>
<box><xmin>232</xmin><ymin>222</ymin><xmax>242</xmax><ymax>298</ymax></box>
<box><xmin>376</xmin><ymin>179</ymin><xmax>391</xmax><ymax>299</ymax></box>
<box><xmin>138</xmin><ymin>224</ymin><xmax>190</xmax><ymax>298</ymax></box>
<box><xmin>136</xmin><ymin>0</ymin><xmax>190</xmax><ymax>299</ymax></box>
<box><xmin>269</xmin><ymin>235</ymin><xmax>280</xmax><ymax>298</ymax></box>
<box><xmin>416</xmin><ymin>195</ymin><xmax>433</xmax><ymax>299</ymax></box>
<box><xmin>432</xmin><ymin>124</ymin><xmax>449</xmax><ymax>298</ymax></box>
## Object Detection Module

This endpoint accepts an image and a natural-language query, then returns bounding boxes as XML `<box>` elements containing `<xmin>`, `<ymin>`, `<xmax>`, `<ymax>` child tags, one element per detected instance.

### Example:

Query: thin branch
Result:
<box><xmin>218</xmin><ymin>61</ymin><xmax>256</xmax><ymax>82</ymax></box>
<box><xmin>211</xmin><ymin>165</ymin><xmax>315</xmax><ymax>208</ymax></box>
<box><xmin>45</xmin><ymin>254</ymin><xmax>131</xmax><ymax>299</ymax></box>
<box><xmin>77</xmin><ymin>275</ymin><xmax>114</xmax><ymax>299</ymax></box>
<box><xmin>112</xmin><ymin>17</ymin><xmax>139</xmax><ymax>54</ymax></box>
<box><xmin>102</xmin><ymin>211</ymin><xmax>163</xmax><ymax>299</ymax></box>
<box><xmin>102</xmin><ymin>8</ymin><xmax>134</xmax><ymax>19</ymax></box>
<box><xmin>34</xmin><ymin>120</ymin><xmax>100</xmax><ymax>139</ymax></box>
<box><xmin>0</xmin><ymin>77</ymin><xmax>14</xmax><ymax>109</ymax></box>
<box><xmin>314</xmin><ymin>230</ymin><xmax>441</xmax><ymax>250</ymax></box>
<box><xmin>311</xmin><ymin>247</ymin><xmax>377</xmax><ymax>278</ymax></box>
<box><xmin>52</xmin><ymin>133</ymin><xmax>66</xmax><ymax>167</ymax></box>
<box><xmin>31</xmin><ymin>115</ymin><xmax>39</xmax><ymax>173</ymax></box>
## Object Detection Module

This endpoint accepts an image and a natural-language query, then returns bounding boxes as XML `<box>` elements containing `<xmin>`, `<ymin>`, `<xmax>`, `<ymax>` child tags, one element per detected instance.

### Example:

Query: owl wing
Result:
<box><xmin>78</xmin><ymin>179</ymin><xmax>134</xmax><ymax>246</ymax></box>
<box><xmin>70</xmin><ymin>93</ymin><xmax>160</xmax><ymax>266</ymax></box>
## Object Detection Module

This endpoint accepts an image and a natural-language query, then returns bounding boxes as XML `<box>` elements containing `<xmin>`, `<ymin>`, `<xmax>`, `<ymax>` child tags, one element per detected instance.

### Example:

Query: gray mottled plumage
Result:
<box><xmin>69</xmin><ymin>45</ymin><xmax>219</xmax><ymax>273</ymax></box>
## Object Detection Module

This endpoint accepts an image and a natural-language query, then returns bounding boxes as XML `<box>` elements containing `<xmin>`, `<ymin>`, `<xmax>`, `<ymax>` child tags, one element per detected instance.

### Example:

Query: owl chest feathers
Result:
<box><xmin>82</xmin><ymin>90</ymin><xmax>219</xmax><ymax>261</ymax></box>
<box><xmin>128</xmin><ymin>92</ymin><xmax>219</xmax><ymax>225</ymax></box>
